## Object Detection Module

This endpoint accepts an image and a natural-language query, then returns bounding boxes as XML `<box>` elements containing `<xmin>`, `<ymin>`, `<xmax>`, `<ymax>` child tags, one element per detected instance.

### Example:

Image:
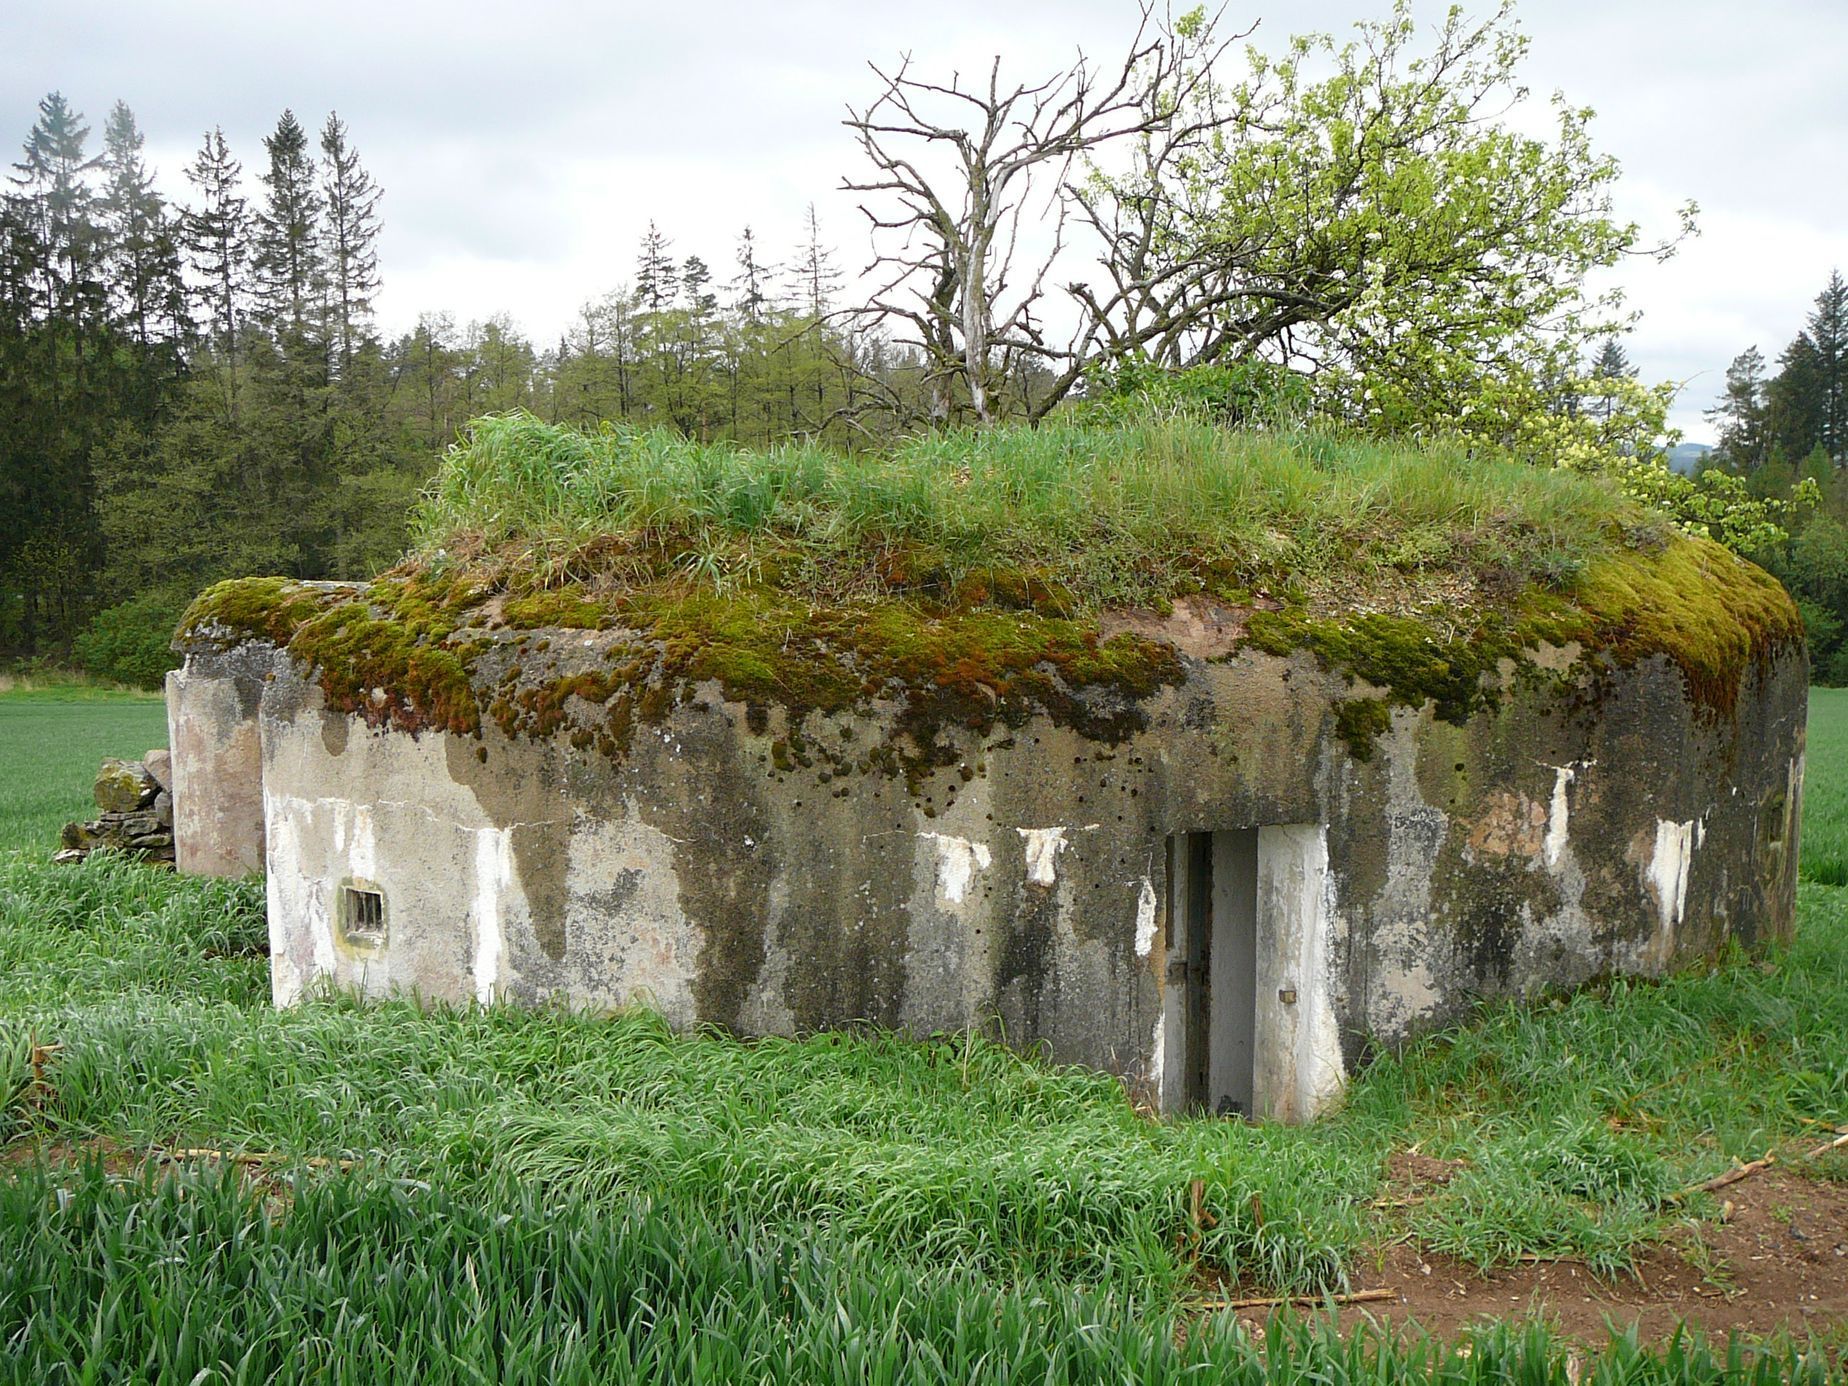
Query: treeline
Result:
<box><xmin>1703</xmin><ymin>272</ymin><xmax>1848</xmax><ymax>683</ymax></box>
<box><xmin>0</xmin><ymin>94</ymin><xmax>904</xmax><ymax>680</ymax></box>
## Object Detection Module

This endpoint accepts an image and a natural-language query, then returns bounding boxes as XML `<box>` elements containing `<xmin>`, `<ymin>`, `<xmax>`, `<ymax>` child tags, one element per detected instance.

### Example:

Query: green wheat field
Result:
<box><xmin>0</xmin><ymin>682</ymin><xmax>1842</xmax><ymax>1382</ymax></box>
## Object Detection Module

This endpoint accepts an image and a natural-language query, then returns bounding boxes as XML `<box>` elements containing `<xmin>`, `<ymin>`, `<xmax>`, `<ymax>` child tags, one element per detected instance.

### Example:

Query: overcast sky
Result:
<box><xmin>7</xmin><ymin>0</ymin><xmax>1846</xmax><ymax>440</ymax></box>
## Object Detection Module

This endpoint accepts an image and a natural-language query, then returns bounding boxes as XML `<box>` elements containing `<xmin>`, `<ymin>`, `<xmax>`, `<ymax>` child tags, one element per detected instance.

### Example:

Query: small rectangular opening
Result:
<box><xmin>341</xmin><ymin>885</ymin><xmax>386</xmax><ymax>948</ymax></box>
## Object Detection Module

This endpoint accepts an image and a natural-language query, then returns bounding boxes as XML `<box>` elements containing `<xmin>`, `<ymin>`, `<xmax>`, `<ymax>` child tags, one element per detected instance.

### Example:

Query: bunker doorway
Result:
<box><xmin>1168</xmin><ymin>829</ymin><xmax>1259</xmax><ymax>1117</ymax></box>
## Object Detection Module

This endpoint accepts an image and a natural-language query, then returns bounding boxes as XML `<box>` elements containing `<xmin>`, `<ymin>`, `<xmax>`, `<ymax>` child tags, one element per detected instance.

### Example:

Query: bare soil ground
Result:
<box><xmin>1218</xmin><ymin>1153</ymin><xmax>1848</xmax><ymax>1346</ymax></box>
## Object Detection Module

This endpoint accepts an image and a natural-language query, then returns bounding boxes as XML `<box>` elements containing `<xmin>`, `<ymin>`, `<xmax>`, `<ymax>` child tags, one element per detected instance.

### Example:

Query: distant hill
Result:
<box><xmin>1668</xmin><ymin>442</ymin><xmax>1712</xmax><ymax>476</ymax></box>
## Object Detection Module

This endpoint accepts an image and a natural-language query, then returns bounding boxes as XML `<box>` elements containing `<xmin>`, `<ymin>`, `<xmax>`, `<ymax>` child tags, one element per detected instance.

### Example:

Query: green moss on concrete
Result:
<box><xmin>179</xmin><ymin>577</ymin><xmax>333</xmax><ymax>648</ymax></box>
<box><xmin>1242</xmin><ymin>534</ymin><xmax>1799</xmax><ymax>733</ymax></box>
<box><xmin>502</xmin><ymin>591</ymin><xmax>606</xmax><ymax>630</ymax></box>
<box><xmin>1332</xmin><ymin>697</ymin><xmax>1394</xmax><ymax>761</ymax></box>
<box><xmin>178</xmin><ymin>524</ymin><xmax>1799</xmax><ymax>777</ymax></box>
<box><xmin>1572</xmin><ymin>538</ymin><xmax>1803</xmax><ymax>716</ymax></box>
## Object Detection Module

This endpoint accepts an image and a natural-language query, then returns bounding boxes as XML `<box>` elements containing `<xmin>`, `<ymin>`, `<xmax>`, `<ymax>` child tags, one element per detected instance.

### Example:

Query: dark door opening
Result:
<box><xmin>1169</xmin><ymin>829</ymin><xmax>1258</xmax><ymax>1117</ymax></box>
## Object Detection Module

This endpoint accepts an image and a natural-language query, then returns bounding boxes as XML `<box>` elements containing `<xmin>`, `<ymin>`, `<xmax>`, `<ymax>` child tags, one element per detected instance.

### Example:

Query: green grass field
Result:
<box><xmin>1804</xmin><ymin>687</ymin><xmax>1847</xmax><ymax>886</ymax></box>
<box><xmin>0</xmin><ymin>682</ymin><xmax>166</xmax><ymax>855</ymax></box>
<box><xmin>0</xmin><ymin>682</ymin><xmax>1842</xmax><ymax>1381</ymax></box>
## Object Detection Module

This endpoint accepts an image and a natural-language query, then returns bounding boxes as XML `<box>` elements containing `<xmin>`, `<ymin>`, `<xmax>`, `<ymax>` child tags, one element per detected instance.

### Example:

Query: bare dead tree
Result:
<box><xmin>841</xmin><ymin>7</ymin><xmax>1241</xmax><ymax>427</ymax></box>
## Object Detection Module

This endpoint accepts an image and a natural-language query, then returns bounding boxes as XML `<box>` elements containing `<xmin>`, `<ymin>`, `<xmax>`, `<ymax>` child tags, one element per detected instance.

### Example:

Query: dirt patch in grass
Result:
<box><xmin>1209</xmin><ymin>1168</ymin><xmax>1848</xmax><ymax>1348</ymax></box>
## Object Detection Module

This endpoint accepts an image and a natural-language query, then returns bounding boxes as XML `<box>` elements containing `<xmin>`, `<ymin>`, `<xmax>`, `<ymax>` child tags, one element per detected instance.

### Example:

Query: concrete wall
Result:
<box><xmin>174</xmin><ymin>628</ymin><xmax>1807</xmax><ymax>1121</ymax></box>
<box><xmin>166</xmin><ymin>644</ymin><xmax>272</xmax><ymax>877</ymax></box>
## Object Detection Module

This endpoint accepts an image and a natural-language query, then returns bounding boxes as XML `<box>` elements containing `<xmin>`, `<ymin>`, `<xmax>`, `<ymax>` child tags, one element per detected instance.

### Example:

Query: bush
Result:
<box><xmin>71</xmin><ymin>591</ymin><xmax>187</xmax><ymax>690</ymax></box>
<box><xmin>1073</xmin><ymin>360</ymin><xmax>1313</xmax><ymax>428</ymax></box>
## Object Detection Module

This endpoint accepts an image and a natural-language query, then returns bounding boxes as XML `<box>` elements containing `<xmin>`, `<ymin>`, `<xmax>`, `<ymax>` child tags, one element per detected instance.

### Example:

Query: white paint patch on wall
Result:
<box><xmin>1543</xmin><ymin>762</ymin><xmax>1577</xmax><ymax>869</ymax></box>
<box><xmin>471</xmin><ymin>826</ymin><xmax>513</xmax><ymax>1005</ymax></box>
<box><xmin>1147</xmin><ymin>1015</ymin><xmax>1165</xmax><ymax>1094</ymax></box>
<box><xmin>1017</xmin><ymin>827</ymin><xmax>1068</xmax><ymax>886</ymax></box>
<box><xmin>1649</xmin><ymin>817</ymin><xmax>1697</xmax><ymax>934</ymax></box>
<box><xmin>1133</xmin><ymin>877</ymin><xmax>1158</xmax><ymax>957</ymax></box>
<box><xmin>922</xmin><ymin>832</ymin><xmax>991</xmax><ymax>905</ymax></box>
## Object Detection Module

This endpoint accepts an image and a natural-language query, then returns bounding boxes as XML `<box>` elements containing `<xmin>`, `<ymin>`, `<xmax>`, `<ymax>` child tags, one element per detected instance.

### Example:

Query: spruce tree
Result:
<box><xmin>10</xmin><ymin>92</ymin><xmax>103</xmax><ymax>328</ymax></box>
<box><xmin>1768</xmin><ymin>332</ymin><xmax>1826</xmax><ymax>464</ymax></box>
<box><xmin>635</xmin><ymin>222</ymin><xmax>675</xmax><ymax>313</ymax></box>
<box><xmin>99</xmin><ymin>102</ymin><xmax>186</xmax><ymax>356</ymax></box>
<box><xmin>1806</xmin><ymin>269</ymin><xmax>1847</xmax><ymax>463</ymax></box>
<box><xmin>5</xmin><ymin>93</ymin><xmax>109</xmax><ymax>649</ymax></box>
<box><xmin>318</xmin><ymin>112</ymin><xmax>381</xmax><ymax>372</ymax></box>
<box><xmin>181</xmin><ymin>128</ymin><xmax>248</xmax><ymax>365</ymax></box>
<box><xmin>251</xmin><ymin>110</ymin><xmax>324</xmax><ymax>341</ymax></box>
<box><xmin>730</xmin><ymin>226</ymin><xmax>773</xmax><ymax>325</ymax></box>
<box><xmin>1706</xmin><ymin>347</ymin><xmax>1769</xmax><ymax>470</ymax></box>
<box><xmin>1591</xmin><ymin>338</ymin><xmax>1633</xmax><ymax>381</ymax></box>
<box><xmin>787</xmin><ymin>203</ymin><xmax>841</xmax><ymax>319</ymax></box>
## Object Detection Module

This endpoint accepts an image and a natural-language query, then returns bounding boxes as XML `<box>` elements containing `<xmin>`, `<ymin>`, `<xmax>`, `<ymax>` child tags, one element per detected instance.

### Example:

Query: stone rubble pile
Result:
<box><xmin>55</xmin><ymin>751</ymin><xmax>175</xmax><ymax>866</ymax></box>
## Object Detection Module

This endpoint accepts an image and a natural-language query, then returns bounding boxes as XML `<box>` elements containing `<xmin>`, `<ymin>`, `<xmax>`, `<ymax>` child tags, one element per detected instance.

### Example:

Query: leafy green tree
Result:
<box><xmin>1075</xmin><ymin>1</ymin><xmax>1692</xmax><ymax>442</ymax></box>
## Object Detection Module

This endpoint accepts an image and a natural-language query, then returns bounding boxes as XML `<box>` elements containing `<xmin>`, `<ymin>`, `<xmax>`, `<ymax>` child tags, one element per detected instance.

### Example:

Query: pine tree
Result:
<box><xmin>1706</xmin><ymin>347</ymin><xmax>1769</xmax><ymax>470</ymax></box>
<box><xmin>251</xmin><ymin>110</ymin><xmax>323</xmax><ymax>341</ymax></box>
<box><xmin>181</xmin><ymin>128</ymin><xmax>248</xmax><ymax>364</ymax></box>
<box><xmin>99</xmin><ymin>102</ymin><xmax>186</xmax><ymax>356</ymax></box>
<box><xmin>1807</xmin><ymin>269</ymin><xmax>1847</xmax><ymax>463</ymax></box>
<box><xmin>635</xmin><ymin>222</ymin><xmax>675</xmax><ymax>313</ymax></box>
<box><xmin>318</xmin><ymin>112</ymin><xmax>381</xmax><ymax>372</ymax></box>
<box><xmin>730</xmin><ymin>226</ymin><xmax>773</xmax><ymax>325</ymax></box>
<box><xmin>787</xmin><ymin>203</ymin><xmax>841</xmax><ymax>319</ymax></box>
<box><xmin>1768</xmin><ymin>332</ymin><xmax>1826</xmax><ymax>464</ymax></box>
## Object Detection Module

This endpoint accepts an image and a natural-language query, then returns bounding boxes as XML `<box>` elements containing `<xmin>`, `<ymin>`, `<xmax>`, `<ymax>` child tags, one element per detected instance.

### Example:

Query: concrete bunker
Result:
<box><xmin>163</xmin><ymin>426</ymin><xmax>1810</xmax><ymax>1123</ymax></box>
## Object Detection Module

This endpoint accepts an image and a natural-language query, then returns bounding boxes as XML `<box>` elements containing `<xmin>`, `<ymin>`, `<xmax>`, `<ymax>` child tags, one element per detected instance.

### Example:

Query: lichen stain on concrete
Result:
<box><xmin>1467</xmin><ymin>789</ymin><xmax>1547</xmax><ymax>860</ymax></box>
<box><xmin>1133</xmin><ymin>876</ymin><xmax>1158</xmax><ymax>957</ymax></box>
<box><xmin>1018</xmin><ymin>827</ymin><xmax>1068</xmax><ymax>886</ymax></box>
<box><xmin>921</xmin><ymin>831</ymin><xmax>991</xmax><ymax>905</ymax></box>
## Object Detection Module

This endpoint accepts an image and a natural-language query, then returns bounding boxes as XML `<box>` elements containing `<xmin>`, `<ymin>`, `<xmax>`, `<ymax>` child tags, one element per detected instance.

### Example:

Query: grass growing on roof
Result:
<box><xmin>181</xmin><ymin>414</ymin><xmax>1801</xmax><ymax>771</ymax></box>
<box><xmin>410</xmin><ymin>411</ymin><xmax>1648</xmax><ymax>610</ymax></box>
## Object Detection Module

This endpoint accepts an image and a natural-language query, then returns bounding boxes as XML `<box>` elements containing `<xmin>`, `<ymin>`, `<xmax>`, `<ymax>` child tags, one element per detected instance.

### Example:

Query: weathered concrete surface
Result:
<box><xmin>173</xmin><ymin>616</ymin><xmax>1807</xmax><ymax>1120</ymax></box>
<box><xmin>166</xmin><ymin>644</ymin><xmax>272</xmax><ymax>877</ymax></box>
